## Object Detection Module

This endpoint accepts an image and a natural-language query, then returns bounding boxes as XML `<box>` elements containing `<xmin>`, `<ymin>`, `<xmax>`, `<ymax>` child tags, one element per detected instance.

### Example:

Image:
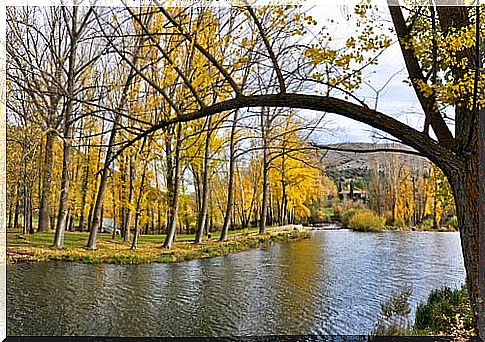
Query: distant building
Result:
<box><xmin>338</xmin><ymin>178</ymin><xmax>368</xmax><ymax>202</ymax></box>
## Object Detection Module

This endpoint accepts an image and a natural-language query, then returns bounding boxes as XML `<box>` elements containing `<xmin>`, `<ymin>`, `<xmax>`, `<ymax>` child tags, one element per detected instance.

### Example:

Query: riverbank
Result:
<box><xmin>6</xmin><ymin>226</ymin><xmax>309</xmax><ymax>264</ymax></box>
<box><xmin>337</xmin><ymin>208</ymin><xmax>458</xmax><ymax>233</ymax></box>
<box><xmin>373</xmin><ymin>285</ymin><xmax>475</xmax><ymax>338</ymax></box>
<box><xmin>310</xmin><ymin>223</ymin><xmax>457</xmax><ymax>233</ymax></box>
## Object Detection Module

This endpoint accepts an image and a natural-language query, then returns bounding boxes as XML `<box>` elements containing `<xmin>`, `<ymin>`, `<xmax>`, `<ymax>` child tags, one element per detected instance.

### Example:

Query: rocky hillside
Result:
<box><xmin>320</xmin><ymin>142</ymin><xmax>429</xmax><ymax>181</ymax></box>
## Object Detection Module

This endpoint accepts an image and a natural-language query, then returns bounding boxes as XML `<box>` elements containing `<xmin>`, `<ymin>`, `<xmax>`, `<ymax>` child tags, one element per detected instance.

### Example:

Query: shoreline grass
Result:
<box><xmin>6</xmin><ymin>227</ymin><xmax>310</xmax><ymax>265</ymax></box>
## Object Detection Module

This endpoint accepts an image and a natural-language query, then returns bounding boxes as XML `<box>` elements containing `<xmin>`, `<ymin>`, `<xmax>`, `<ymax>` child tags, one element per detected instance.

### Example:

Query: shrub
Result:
<box><xmin>393</xmin><ymin>217</ymin><xmax>406</xmax><ymax>229</ymax></box>
<box><xmin>340</xmin><ymin>208</ymin><xmax>357</xmax><ymax>228</ymax></box>
<box><xmin>414</xmin><ymin>285</ymin><xmax>475</xmax><ymax>337</ymax></box>
<box><xmin>348</xmin><ymin>209</ymin><xmax>385</xmax><ymax>232</ymax></box>
<box><xmin>372</xmin><ymin>288</ymin><xmax>413</xmax><ymax>336</ymax></box>
<box><xmin>333</xmin><ymin>204</ymin><xmax>343</xmax><ymax>220</ymax></box>
<box><xmin>419</xmin><ymin>218</ymin><xmax>434</xmax><ymax>231</ymax></box>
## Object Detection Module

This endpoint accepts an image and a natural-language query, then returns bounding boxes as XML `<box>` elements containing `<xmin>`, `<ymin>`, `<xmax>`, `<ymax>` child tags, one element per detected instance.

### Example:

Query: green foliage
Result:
<box><xmin>414</xmin><ymin>286</ymin><xmax>474</xmax><ymax>336</ymax></box>
<box><xmin>347</xmin><ymin>209</ymin><xmax>385</xmax><ymax>232</ymax></box>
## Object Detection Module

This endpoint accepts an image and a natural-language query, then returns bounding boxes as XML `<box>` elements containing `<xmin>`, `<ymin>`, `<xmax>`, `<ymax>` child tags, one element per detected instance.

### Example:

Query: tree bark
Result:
<box><xmin>259</xmin><ymin>154</ymin><xmax>269</xmax><ymax>234</ymax></box>
<box><xmin>38</xmin><ymin>130</ymin><xmax>56</xmax><ymax>232</ymax></box>
<box><xmin>124</xmin><ymin>155</ymin><xmax>134</xmax><ymax>243</ymax></box>
<box><xmin>479</xmin><ymin>57</ymin><xmax>485</xmax><ymax>338</ymax></box>
<box><xmin>131</xmin><ymin>158</ymin><xmax>147</xmax><ymax>250</ymax></box>
<box><xmin>53</xmin><ymin>6</ymin><xmax>79</xmax><ymax>249</ymax></box>
<box><xmin>163</xmin><ymin>123</ymin><xmax>182</xmax><ymax>249</ymax></box>
<box><xmin>446</xmin><ymin>157</ymin><xmax>479</xmax><ymax>334</ymax></box>
<box><xmin>220</xmin><ymin>111</ymin><xmax>238</xmax><ymax>241</ymax></box>
<box><xmin>195</xmin><ymin>116</ymin><xmax>212</xmax><ymax>244</ymax></box>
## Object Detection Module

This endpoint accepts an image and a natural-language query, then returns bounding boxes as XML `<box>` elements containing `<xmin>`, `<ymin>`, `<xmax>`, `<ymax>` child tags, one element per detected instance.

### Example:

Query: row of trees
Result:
<box><xmin>6</xmin><ymin>111</ymin><xmax>336</xmax><ymax>241</ymax></box>
<box><xmin>6</xmin><ymin>6</ymin><xmax>338</xmax><ymax>250</ymax></box>
<box><xmin>366</xmin><ymin>153</ymin><xmax>455</xmax><ymax>229</ymax></box>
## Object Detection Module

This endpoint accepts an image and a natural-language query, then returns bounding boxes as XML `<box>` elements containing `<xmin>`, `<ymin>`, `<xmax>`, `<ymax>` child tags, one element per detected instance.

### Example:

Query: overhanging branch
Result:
<box><xmin>110</xmin><ymin>93</ymin><xmax>462</xmax><ymax>171</ymax></box>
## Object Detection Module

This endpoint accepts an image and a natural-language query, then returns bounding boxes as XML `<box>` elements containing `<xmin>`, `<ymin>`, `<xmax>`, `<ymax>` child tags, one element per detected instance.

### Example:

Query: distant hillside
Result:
<box><xmin>320</xmin><ymin>142</ymin><xmax>429</xmax><ymax>181</ymax></box>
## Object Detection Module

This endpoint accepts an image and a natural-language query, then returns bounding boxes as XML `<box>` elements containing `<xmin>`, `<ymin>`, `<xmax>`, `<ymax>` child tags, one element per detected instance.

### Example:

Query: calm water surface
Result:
<box><xmin>7</xmin><ymin>230</ymin><xmax>466</xmax><ymax>336</ymax></box>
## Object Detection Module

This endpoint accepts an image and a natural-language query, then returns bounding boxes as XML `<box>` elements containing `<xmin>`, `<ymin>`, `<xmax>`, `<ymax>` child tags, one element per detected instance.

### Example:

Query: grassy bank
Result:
<box><xmin>6</xmin><ymin>227</ymin><xmax>309</xmax><ymax>265</ymax></box>
<box><xmin>373</xmin><ymin>285</ymin><xmax>475</xmax><ymax>338</ymax></box>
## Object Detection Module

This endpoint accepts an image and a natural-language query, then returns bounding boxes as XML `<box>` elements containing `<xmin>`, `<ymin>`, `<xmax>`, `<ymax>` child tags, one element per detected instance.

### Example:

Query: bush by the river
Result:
<box><xmin>340</xmin><ymin>208</ymin><xmax>357</xmax><ymax>228</ymax></box>
<box><xmin>347</xmin><ymin>209</ymin><xmax>385</xmax><ymax>232</ymax></box>
<box><xmin>414</xmin><ymin>285</ymin><xmax>475</xmax><ymax>337</ymax></box>
<box><xmin>373</xmin><ymin>285</ymin><xmax>475</xmax><ymax>337</ymax></box>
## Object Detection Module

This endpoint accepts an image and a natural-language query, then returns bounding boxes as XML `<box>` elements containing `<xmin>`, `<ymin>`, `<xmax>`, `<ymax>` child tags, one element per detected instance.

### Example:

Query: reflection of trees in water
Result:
<box><xmin>274</xmin><ymin>239</ymin><xmax>323</xmax><ymax>333</ymax></box>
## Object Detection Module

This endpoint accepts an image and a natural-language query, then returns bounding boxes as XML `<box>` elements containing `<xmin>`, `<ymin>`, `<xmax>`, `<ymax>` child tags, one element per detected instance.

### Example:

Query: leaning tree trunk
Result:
<box><xmin>86</xmin><ymin>47</ymin><xmax>140</xmax><ymax>249</ymax></box>
<box><xmin>87</xmin><ymin>131</ymin><xmax>116</xmax><ymax>249</ymax></box>
<box><xmin>434</xmin><ymin>5</ymin><xmax>481</xmax><ymax>334</ymax></box>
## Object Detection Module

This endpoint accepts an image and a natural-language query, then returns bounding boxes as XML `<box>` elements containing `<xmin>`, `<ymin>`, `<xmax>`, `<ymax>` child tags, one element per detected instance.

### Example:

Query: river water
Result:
<box><xmin>7</xmin><ymin>230</ymin><xmax>466</xmax><ymax>336</ymax></box>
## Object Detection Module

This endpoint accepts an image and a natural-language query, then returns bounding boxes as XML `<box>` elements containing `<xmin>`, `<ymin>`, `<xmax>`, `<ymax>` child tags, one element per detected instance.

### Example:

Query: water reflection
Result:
<box><xmin>7</xmin><ymin>230</ymin><xmax>466</xmax><ymax>336</ymax></box>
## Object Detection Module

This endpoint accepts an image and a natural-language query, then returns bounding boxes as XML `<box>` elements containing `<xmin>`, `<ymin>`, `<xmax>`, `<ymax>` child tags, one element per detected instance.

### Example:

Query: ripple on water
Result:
<box><xmin>7</xmin><ymin>230</ymin><xmax>466</xmax><ymax>336</ymax></box>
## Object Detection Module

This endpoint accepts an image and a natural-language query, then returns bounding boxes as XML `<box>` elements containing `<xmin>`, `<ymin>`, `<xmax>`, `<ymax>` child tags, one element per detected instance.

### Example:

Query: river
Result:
<box><xmin>7</xmin><ymin>230</ymin><xmax>466</xmax><ymax>336</ymax></box>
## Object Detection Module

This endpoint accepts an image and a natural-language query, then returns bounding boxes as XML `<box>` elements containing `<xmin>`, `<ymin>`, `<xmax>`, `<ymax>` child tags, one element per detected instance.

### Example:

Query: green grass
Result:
<box><xmin>7</xmin><ymin>226</ymin><xmax>261</xmax><ymax>248</ymax></box>
<box><xmin>7</xmin><ymin>227</ymin><xmax>309</xmax><ymax>265</ymax></box>
<box><xmin>372</xmin><ymin>285</ymin><xmax>476</xmax><ymax>337</ymax></box>
<box><xmin>414</xmin><ymin>286</ymin><xmax>475</xmax><ymax>336</ymax></box>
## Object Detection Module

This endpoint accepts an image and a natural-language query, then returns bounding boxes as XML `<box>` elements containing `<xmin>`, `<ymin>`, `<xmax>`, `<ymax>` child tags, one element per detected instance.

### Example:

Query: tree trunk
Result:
<box><xmin>53</xmin><ymin>6</ymin><xmax>78</xmax><ymax>249</ymax></box>
<box><xmin>163</xmin><ymin>123</ymin><xmax>182</xmax><ymax>249</ymax></box>
<box><xmin>87</xmin><ymin>202</ymin><xmax>94</xmax><ymax>233</ymax></box>
<box><xmin>131</xmin><ymin>159</ymin><xmax>147</xmax><ymax>250</ymax></box>
<box><xmin>120</xmin><ymin>154</ymin><xmax>127</xmax><ymax>239</ymax></box>
<box><xmin>13</xmin><ymin>184</ymin><xmax>21</xmax><ymax>229</ymax></box>
<box><xmin>53</xmin><ymin>126</ymin><xmax>73</xmax><ymax>247</ymax></box>
<box><xmin>68</xmin><ymin>215</ymin><xmax>74</xmax><ymax>232</ymax></box>
<box><xmin>112</xmin><ymin>173</ymin><xmax>118</xmax><ymax>240</ymax></box>
<box><xmin>78</xmin><ymin>137</ymin><xmax>91</xmax><ymax>232</ymax></box>
<box><xmin>195</xmin><ymin>117</ymin><xmax>212</xmax><ymax>244</ymax></box>
<box><xmin>479</xmin><ymin>68</ymin><xmax>485</xmax><ymax>337</ymax></box>
<box><xmin>38</xmin><ymin>130</ymin><xmax>56</xmax><ymax>232</ymax></box>
<box><xmin>7</xmin><ymin>206</ymin><xmax>12</xmax><ymax>230</ymax></box>
<box><xmin>259</xmin><ymin>157</ymin><xmax>269</xmax><ymax>234</ymax></box>
<box><xmin>87</xmin><ymin>113</ymin><xmax>121</xmax><ymax>249</ymax></box>
<box><xmin>86</xmin><ymin>44</ymin><xmax>141</xmax><ymax>249</ymax></box>
<box><xmin>446</xmin><ymin>160</ymin><xmax>480</xmax><ymax>334</ymax></box>
<box><xmin>220</xmin><ymin>111</ymin><xmax>238</xmax><ymax>241</ymax></box>
<box><xmin>124</xmin><ymin>156</ymin><xmax>134</xmax><ymax>243</ymax></box>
